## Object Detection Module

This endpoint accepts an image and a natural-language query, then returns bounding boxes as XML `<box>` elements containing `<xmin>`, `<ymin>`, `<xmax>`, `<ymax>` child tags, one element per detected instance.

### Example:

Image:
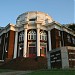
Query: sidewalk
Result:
<box><xmin>0</xmin><ymin>71</ymin><xmax>32</xmax><ymax>75</ymax></box>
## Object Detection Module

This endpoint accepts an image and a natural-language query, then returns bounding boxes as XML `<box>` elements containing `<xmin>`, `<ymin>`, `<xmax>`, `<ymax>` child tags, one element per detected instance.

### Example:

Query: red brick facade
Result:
<box><xmin>7</xmin><ymin>30</ymin><xmax>15</xmax><ymax>60</ymax></box>
<box><xmin>63</xmin><ymin>31</ymin><xmax>75</xmax><ymax>47</ymax></box>
<box><xmin>0</xmin><ymin>30</ymin><xmax>15</xmax><ymax>60</ymax></box>
<box><xmin>0</xmin><ymin>11</ymin><xmax>75</xmax><ymax>69</ymax></box>
<box><xmin>51</xmin><ymin>28</ymin><xmax>75</xmax><ymax>49</ymax></box>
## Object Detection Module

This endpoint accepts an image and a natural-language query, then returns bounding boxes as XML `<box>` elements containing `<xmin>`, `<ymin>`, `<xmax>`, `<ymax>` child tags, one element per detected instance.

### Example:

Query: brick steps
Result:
<box><xmin>0</xmin><ymin>57</ymin><xmax>47</xmax><ymax>70</ymax></box>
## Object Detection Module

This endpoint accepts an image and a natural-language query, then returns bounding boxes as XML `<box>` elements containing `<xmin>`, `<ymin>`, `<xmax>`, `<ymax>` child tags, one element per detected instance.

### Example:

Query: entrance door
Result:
<box><xmin>18</xmin><ymin>43</ymin><xmax>23</xmax><ymax>57</ymax></box>
<box><xmin>28</xmin><ymin>42</ymin><xmax>36</xmax><ymax>58</ymax></box>
<box><xmin>19</xmin><ymin>48</ymin><xmax>23</xmax><ymax>57</ymax></box>
<box><xmin>40</xmin><ymin>43</ymin><xmax>47</xmax><ymax>57</ymax></box>
<box><xmin>29</xmin><ymin>47</ymin><xmax>36</xmax><ymax>57</ymax></box>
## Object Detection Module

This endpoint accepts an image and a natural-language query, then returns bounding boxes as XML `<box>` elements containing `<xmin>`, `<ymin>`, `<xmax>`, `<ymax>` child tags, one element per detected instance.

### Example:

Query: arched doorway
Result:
<box><xmin>28</xmin><ymin>42</ymin><xmax>36</xmax><ymax>57</ymax></box>
<box><xmin>40</xmin><ymin>43</ymin><xmax>47</xmax><ymax>57</ymax></box>
<box><xmin>18</xmin><ymin>43</ymin><xmax>23</xmax><ymax>57</ymax></box>
<box><xmin>28</xmin><ymin>30</ymin><xmax>36</xmax><ymax>57</ymax></box>
<box><xmin>40</xmin><ymin>31</ymin><xmax>47</xmax><ymax>57</ymax></box>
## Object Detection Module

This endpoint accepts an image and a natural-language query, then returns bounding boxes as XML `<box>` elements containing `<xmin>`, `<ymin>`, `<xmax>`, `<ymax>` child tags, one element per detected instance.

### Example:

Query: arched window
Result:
<box><xmin>40</xmin><ymin>31</ymin><xmax>47</xmax><ymax>41</ymax></box>
<box><xmin>19</xmin><ymin>32</ymin><xmax>24</xmax><ymax>42</ymax></box>
<box><xmin>28</xmin><ymin>30</ymin><xmax>36</xmax><ymax>40</ymax></box>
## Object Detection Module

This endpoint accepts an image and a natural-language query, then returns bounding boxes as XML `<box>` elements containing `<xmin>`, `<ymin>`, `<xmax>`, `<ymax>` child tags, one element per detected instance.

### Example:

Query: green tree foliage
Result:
<box><xmin>68</xmin><ymin>24</ymin><xmax>75</xmax><ymax>31</ymax></box>
<box><xmin>0</xmin><ymin>27</ymin><xmax>4</xmax><ymax>30</ymax></box>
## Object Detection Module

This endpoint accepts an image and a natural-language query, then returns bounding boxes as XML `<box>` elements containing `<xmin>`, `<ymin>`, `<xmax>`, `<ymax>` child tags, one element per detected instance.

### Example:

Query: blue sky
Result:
<box><xmin>0</xmin><ymin>0</ymin><xmax>74</xmax><ymax>27</ymax></box>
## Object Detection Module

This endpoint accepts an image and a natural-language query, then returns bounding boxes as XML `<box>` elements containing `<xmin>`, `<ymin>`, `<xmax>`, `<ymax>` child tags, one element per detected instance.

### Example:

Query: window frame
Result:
<box><xmin>28</xmin><ymin>30</ymin><xmax>36</xmax><ymax>40</ymax></box>
<box><xmin>19</xmin><ymin>32</ymin><xmax>24</xmax><ymax>42</ymax></box>
<box><xmin>40</xmin><ymin>31</ymin><xmax>47</xmax><ymax>41</ymax></box>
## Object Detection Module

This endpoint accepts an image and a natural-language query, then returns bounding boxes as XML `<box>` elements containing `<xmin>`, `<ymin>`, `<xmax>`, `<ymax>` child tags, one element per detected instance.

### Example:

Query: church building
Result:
<box><xmin>0</xmin><ymin>11</ymin><xmax>75</xmax><ymax>68</ymax></box>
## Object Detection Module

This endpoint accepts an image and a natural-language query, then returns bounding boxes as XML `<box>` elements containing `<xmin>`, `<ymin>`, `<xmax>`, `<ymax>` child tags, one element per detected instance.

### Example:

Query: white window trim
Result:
<box><xmin>28</xmin><ymin>30</ymin><xmax>36</xmax><ymax>40</ymax></box>
<box><xmin>28</xmin><ymin>42</ymin><xmax>36</xmax><ymax>47</ymax></box>
<box><xmin>40</xmin><ymin>31</ymin><xmax>47</xmax><ymax>41</ymax></box>
<box><xmin>19</xmin><ymin>32</ymin><xmax>24</xmax><ymax>42</ymax></box>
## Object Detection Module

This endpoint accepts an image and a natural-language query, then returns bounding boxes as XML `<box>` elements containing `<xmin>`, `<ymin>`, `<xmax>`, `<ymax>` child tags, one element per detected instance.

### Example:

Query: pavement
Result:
<box><xmin>0</xmin><ymin>71</ymin><xmax>32</xmax><ymax>75</ymax></box>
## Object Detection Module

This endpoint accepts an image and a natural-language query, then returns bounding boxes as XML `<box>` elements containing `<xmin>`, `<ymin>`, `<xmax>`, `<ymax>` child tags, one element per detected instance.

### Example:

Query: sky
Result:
<box><xmin>0</xmin><ymin>0</ymin><xmax>74</xmax><ymax>27</ymax></box>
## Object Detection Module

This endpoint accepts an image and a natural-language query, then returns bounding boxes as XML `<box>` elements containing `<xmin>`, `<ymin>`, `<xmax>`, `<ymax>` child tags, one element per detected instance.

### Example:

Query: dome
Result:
<box><xmin>16</xmin><ymin>11</ymin><xmax>54</xmax><ymax>26</ymax></box>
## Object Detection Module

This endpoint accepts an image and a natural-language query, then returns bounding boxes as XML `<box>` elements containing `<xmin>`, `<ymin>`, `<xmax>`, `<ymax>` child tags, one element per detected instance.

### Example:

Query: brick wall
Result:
<box><xmin>63</xmin><ymin>31</ymin><xmax>75</xmax><ymax>47</ymax></box>
<box><xmin>51</xmin><ymin>28</ymin><xmax>62</xmax><ymax>49</ymax></box>
<box><xmin>0</xmin><ymin>33</ymin><xmax>5</xmax><ymax>60</ymax></box>
<box><xmin>51</xmin><ymin>28</ymin><xmax>75</xmax><ymax>49</ymax></box>
<box><xmin>7</xmin><ymin>30</ymin><xmax>15</xmax><ymax>60</ymax></box>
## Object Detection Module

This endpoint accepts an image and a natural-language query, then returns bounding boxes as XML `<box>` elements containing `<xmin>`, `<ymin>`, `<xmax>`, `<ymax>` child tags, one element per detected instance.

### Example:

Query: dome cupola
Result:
<box><xmin>16</xmin><ymin>11</ymin><xmax>54</xmax><ymax>27</ymax></box>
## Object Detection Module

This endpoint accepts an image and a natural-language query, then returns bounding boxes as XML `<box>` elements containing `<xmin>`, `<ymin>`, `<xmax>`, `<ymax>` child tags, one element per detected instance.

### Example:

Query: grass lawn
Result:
<box><xmin>0</xmin><ymin>69</ymin><xmax>14</xmax><ymax>73</ymax></box>
<box><xmin>0</xmin><ymin>69</ymin><xmax>75</xmax><ymax>75</ymax></box>
<box><xmin>27</xmin><ymin>69</ymin><xmax>75</xmax><ymax>75</ymax></box>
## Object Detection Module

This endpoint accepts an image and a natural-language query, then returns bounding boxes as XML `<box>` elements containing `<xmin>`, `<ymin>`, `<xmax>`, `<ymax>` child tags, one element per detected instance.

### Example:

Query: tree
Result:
<box><xmin>0</xmin><ymin>27</ymin><xmax>4</xmax><ymax>30</ymax></box>
<box><xmin>68</xmin><ymin>24</ymin><xmax>75</xmax><ymax>31</ymax></box>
